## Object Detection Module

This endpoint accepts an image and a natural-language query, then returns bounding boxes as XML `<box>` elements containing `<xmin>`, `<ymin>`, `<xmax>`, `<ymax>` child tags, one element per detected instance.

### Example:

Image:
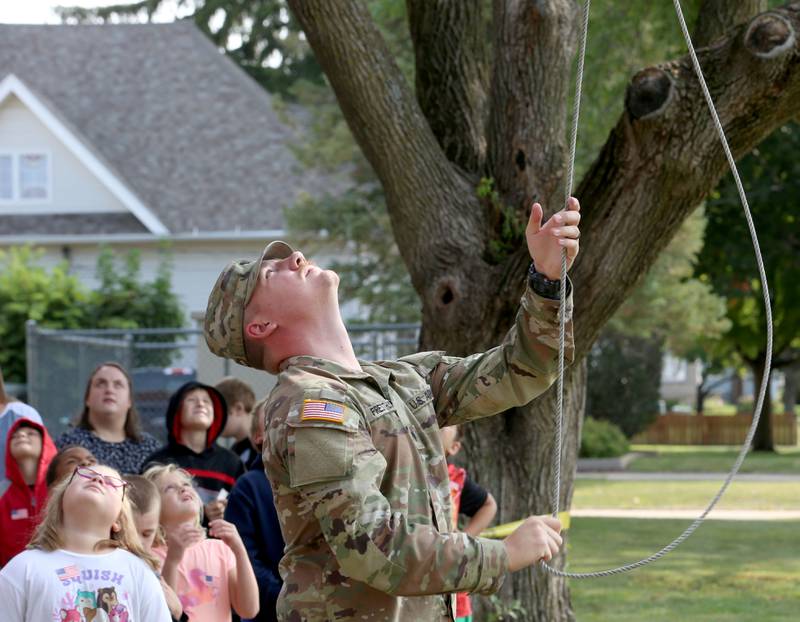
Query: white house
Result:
<box><xmin>0</xmin><ymin>21</ymin><xmax>344</xmax><ymax>316</ymax></box>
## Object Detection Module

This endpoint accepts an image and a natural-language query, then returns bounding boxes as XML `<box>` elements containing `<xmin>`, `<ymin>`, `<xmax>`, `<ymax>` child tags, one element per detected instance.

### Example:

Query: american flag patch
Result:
<box><xmin>10</xmin><ymin>508</ymin><xmax>28</xmax><ymax>520</ymax></box>
<box><xmin>301</xmin><ymin>400</ymin><xmax>345</xmax><ymax>424</ymax></box>
<box><xmin>56</xmin><ymin>565</ymin><xmax>81</xmax><ymax>581</ymax></box>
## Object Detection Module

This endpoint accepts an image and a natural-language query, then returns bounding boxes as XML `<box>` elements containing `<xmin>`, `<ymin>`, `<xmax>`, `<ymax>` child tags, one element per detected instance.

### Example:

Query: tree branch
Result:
<box><xmin>573</xmin><ymin>3</ymin><xmax>800</xmax><ymax>361</ymax></box>
<box><xmin>407</xmin><ymin>0</ymin><xmax>489</xmax><ymax>173</ymax></box>
<box><xmin>286</xmin><ymin>0</ymin><xmax>486</xmax><ymax>292</ymax></box>
<box><xmin>487</xmin><ymin>0</ymin><xmax>578</xmax><ymax>212</ymax></box>
<box><xmin>693</xmin><ymin>0</ymin><xmax>767</xmax><ymax>47</ymax></box>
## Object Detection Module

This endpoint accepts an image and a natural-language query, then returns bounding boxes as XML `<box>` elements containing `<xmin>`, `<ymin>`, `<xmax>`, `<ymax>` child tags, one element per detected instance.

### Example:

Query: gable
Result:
<box><xmin>0</xmin><ymin>74</ymin><xmax>168</xmax><ymax>234</ymax></box>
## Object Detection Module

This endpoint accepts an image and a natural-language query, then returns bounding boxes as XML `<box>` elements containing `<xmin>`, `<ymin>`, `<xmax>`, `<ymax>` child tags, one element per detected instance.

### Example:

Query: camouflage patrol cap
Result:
<box><xmin>204</xmin><ymin>240</ymin><xmax>295</xmax><ymax>368</ymax></box>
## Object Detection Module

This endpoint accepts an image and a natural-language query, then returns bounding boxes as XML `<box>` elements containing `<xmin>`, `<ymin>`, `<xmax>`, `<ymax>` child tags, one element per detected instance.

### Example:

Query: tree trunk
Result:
<box><xmin>731</xmin><ymin>370</ymin><xmax>744</xmax><ymax>404</ymax></box>
<box><xmin>466</xmin><ymin>361</ymin><xmax>586</xmax><ymax>621</ymax></box>
<box><xmin>287</xmin><ymin>1</ymin><xmax>800</xmax><ymax>618</ymax></box>
<box><xmin>782</xmin><ymin>362</ymin><xmax>799</xmax><ymax>415</ymax></box>
<box><xmin>693</xmin><ymin>0</ymin><xmax>768</xmax><ymax>47</ymax></box>
<box><xmin>750</xmin><ymin>353</ymin><xmax>775</xmax><ymax>451</ymax></box>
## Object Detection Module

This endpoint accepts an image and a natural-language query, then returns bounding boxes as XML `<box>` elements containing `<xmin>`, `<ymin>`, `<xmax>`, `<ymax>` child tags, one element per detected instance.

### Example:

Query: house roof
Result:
<box><xmin>0</xmin><ymin>22</ymin><xmax>327</xmax><ymax>236</ymax></box>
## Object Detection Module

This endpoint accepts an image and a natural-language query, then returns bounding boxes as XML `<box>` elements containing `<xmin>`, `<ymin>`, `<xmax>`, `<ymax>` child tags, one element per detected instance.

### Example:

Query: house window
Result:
<box><xmin>0</xmin><ymin>155</ymin><xmax>12</xmax><ymax>200</ymax></box>
<box><xmin>19</xmin><ymin>153</ymin><xmax>49</xmax><ymax>199</ymax></box>
<box><xmin>0</xmin><ymin>152</ymin><xmax>50</xmax><ymax>202</ymax></box>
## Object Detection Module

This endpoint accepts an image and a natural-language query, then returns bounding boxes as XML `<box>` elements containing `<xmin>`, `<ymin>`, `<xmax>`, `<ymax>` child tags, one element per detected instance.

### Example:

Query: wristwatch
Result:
<box><xmin>528</xmin><ymin>262</ymin><xmax>566</xmax><ymax>300</ymax></box>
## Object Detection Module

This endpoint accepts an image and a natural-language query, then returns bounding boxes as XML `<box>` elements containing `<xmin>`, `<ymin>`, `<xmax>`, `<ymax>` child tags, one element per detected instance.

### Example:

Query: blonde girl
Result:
<box><xmin>0</xmin><ymin>463</ymin><xmax>170</xmax><ymax>621</ymax></box>
<box><xmin>144</xmin><ymin>463</ymin><xmax>259</xmax><ymax>622</ymax></box>
<box><xmin>126</xmin><ymin>474</ymin><xmax>187</xmax><ymax>622</ymax></box>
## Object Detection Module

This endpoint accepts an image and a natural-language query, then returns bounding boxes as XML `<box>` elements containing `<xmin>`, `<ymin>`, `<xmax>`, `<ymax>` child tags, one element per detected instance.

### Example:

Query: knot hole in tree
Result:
<box><xmin>625</xmin><ymin>67</ymin><xmax>673</xmax><ymax>120</ymax></box>
<box><xmin>433</xmin><ymin>277</ymin><xmax>458</xmax><ymax>309</ymax></box>
<box><xmin>745</xmin><ymin>13</ymin><xmax>796</xmax><ymax>59</ymax></box>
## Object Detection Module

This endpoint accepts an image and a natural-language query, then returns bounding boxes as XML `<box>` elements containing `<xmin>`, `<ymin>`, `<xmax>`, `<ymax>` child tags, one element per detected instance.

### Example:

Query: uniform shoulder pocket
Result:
<box><xmin>286</xmin><ymin>388</ymin><xmax>358</xmax><ymax>488</ymax></box>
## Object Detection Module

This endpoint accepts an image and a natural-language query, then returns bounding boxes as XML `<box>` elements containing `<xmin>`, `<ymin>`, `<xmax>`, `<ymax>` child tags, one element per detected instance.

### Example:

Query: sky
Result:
<box><xmin>0</xmin><ymin>0</ymin><xmax>186</xmax><ymax>24</ymax></box>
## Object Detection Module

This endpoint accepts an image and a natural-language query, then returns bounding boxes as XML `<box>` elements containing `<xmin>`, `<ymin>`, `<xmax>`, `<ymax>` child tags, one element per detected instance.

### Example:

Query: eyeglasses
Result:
<box><xmin>69</xmin><ymin>466</ymin><xmax>129</xmax><ymax>499</ymax></box>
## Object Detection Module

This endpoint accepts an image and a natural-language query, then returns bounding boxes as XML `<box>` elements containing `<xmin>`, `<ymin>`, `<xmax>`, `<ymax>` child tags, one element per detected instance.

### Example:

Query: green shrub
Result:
<box><xmin>580</xmin><ymin>416</ymin><xmax>630</xmax><ymax>458</ymax></box>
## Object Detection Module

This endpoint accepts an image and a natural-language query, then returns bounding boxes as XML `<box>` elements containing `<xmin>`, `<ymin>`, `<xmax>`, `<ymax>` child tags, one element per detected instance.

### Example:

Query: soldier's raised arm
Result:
<box><xmin>409</xmin><ymin>199</ymin><xmax>580</xmax><ymax>426</ymax></box>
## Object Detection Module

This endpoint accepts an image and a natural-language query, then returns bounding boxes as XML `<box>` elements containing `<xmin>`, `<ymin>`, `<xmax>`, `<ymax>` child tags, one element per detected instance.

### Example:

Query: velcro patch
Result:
<box><xmin>301</xmin><ymin>399</ymin><xmax>346</xmax><ymax>424</ymax></box>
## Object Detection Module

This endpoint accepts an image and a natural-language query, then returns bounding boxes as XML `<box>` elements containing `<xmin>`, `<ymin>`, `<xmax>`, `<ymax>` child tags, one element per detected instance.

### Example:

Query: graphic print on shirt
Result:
<box><xmin>179</xmin><ymin>567</ymin><xmax>222</xmax><ymax>613</ymax></box>
<box><xmin>52</xmin><ymin>564</ymin><xmax>132</xmax><ymax>622</ymax></box>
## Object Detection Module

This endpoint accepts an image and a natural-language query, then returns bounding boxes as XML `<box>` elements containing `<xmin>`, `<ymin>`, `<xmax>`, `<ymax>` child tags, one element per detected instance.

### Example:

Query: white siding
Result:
<box><xmin>0</xmin><ymin>94</ymin><xmax>127</xmax><ymax>214</ymax></box>
<box><xmin>22</xmin><ymin>239</ymin><xmax>363</xmax><ymax>320</ymax></box>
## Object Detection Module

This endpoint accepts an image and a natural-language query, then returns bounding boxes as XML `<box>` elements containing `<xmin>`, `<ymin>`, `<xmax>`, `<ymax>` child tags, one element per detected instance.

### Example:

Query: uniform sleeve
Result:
<box><xmin>137</xmin><ymin>564</ymin><xmax>172</xmax><ymax>621</ymax></box>
<box><xmin>284</xmin><ymin>395</ymin><xmax>508</xmax><ymax>597</ymax></box>
<box><xmin>421</xmin><ymin>283</ymin><xmax>574</xmax><ymax>426</ymax></box>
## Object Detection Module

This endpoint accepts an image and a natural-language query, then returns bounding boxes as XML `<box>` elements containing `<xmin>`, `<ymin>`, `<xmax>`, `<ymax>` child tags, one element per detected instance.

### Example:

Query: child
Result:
<box><xmin>0</xmin><ymin>418</ymin><xmax>57</xmax><ymax>565</ymax></box>
<box><xmin>144</xmin><ymin>382</ymin><xmax>244</xmax><ymax>523</ymax></box>
<box><xmin>224</xmin><ymin>397</ymin><xmax>284</xmax><ymax>622</ymax></box>
<box><xmin>214</xmin><ymin>377</ymin><xmax>257</xmax><ymax>464</ymax></box>
<box><xmin>45</xmin><ymin>445</ymin><xmax>98</xmax><ymax>487</ymax></box>
<box><xmin>440</xmin><ymin>425</ymin><xmax>498</xmax><ymax>622</ymax></box>
<box><xmin>144</xmin><ymin>463</ymin><xmax>259</xmax><ymax>622</ymax></box>
<box><xmin>126</xmin><ymin>474</ymin><xmax>187</xmax><ymax>622</ymax></box>
<box><xmin>0</xmin><ymin>463</ymin><xmax>171</xmax><ymax>620</ymax></box>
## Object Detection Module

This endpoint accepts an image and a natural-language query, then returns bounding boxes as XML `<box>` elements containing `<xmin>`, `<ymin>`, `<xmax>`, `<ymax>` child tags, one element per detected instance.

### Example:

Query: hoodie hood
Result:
<box><xmin>4</xmin><ymin>417</ymin><xmax>57</xmax><ymax>490</ymax></box>
<box><xmin>165</xmin><ymin>381</ymin><xmax>227</xmax><ymax>450</ymax></box>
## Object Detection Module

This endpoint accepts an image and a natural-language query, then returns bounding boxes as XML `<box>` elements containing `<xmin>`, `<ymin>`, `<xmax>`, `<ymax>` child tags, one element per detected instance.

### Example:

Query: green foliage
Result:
<box><xmin>586</xmin><ymin>329</ymin><xmax>662</xmax><ymax>437</ymax></box>
<box><xmin>86</xmin><ymin>246</ymin><xmax>184</xmax><ymax>330</ymax></box>
<box><xmin>609</xmin><ymin>207</ymin><xmax>730</xmax><ymax>356</ymax></box>
<box><xmin>56</xmin><ymin>0</ymin><xmax>324</xmax><ymax>96</ymax></box>
<box><xmin>0</xmin><ymin>245</ymin><xmax>185</xmax><ymax>384</ymax></box>
<box><xmin>0</xmin><ymin>247</ymin><xmax>90</xmax><ymax>383</ymax></box>
<box><xmin>477</xmin><ymin>177</ymin><xmax>526</xmax><ymax>264</ymax></box>
<box><xmin>697</xmin><ymin>122</ymin><xmax>800</xmax><ymax>368</ymax></box>
<box><xmin>483</xmin><ymin>594</ymin><xmax>528</xmax><ymax>622</ymax></box>
<box><xmin>580</xmin><ymin>416</ymin><xmax>630</xmax><ymax>458</ymax></box>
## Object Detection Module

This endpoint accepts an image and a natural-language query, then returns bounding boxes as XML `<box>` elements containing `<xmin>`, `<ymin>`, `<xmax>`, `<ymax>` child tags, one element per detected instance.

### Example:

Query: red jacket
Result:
<box><xmin>0</xmin><ymin>417</ymin><xmax>56</xmax><ymax>566</ymax></box>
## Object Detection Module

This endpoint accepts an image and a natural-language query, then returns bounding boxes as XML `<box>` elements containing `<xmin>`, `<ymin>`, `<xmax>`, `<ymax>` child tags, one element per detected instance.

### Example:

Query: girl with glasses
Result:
<box><xmin>0</xmin><ymin>463</ymin><xmax>171</xmax><ymax>621</ymax></box>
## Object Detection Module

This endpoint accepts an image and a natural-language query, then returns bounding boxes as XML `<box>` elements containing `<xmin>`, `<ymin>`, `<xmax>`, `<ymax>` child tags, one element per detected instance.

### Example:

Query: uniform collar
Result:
<box><xmin>280</xmin><ymin>356</ymin><xmax>395</xmax><ymax>396</ymax></box>
<box><xmin>280</xmin><ymin>355</ymin><xmax>371</xmax><ymax>379</ymax></box>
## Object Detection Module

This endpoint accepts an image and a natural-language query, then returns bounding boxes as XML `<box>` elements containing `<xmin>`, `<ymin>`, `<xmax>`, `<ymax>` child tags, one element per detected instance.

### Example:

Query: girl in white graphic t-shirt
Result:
<box><xmin>0</xmin><ymin>463</ymin><xmax>171</xmax><ymax>621</ymax></box>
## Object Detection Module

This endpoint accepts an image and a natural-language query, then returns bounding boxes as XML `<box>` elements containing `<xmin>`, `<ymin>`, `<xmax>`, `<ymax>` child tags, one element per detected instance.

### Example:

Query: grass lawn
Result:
<box><xmin>628</xmin><ymin>445</ymin><xmax>800</xmax><ymax>474</ymax></box>
<box><xmin>572</xmin><ymin>479</ymin><xmax>800</xmax><ymax>510</ymax></box>
<box><xmin>568</xmin><ymin>518</ymin><xmax>800</xmax><ymax>622</ymax></box>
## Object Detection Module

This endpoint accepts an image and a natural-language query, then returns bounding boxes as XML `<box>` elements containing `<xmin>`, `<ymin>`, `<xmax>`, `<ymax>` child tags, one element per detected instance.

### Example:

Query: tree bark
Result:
<box><xmin>750</xmin><ymin>352</ymin><xmax>775</xmax><ymax>451</ymax></box>
<box><xmin>407</xmin><ymin>0</ymin><xmax>489</xmax><ymax>172</ymax></box>
<box><xmin>287</xmin><ymin>1</ymin><xmax>800</xmax><ymax>619</ymax></box>
<box><xmin>693</xmin><ymin>0</ymin><xmax>768</xmax><ymax>47</ymax></box>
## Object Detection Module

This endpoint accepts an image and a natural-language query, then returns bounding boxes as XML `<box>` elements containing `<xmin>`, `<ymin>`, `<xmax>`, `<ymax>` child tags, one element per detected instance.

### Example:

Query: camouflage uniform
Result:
<box><xmin>262</xmin><ymin>286</ymin><xmax>573</xmax><ymax>621</ymax></box>
<box><xmin>204</xmin><ymin>241</ymin><xmax>575</xmax><ymax>622</ymax></box>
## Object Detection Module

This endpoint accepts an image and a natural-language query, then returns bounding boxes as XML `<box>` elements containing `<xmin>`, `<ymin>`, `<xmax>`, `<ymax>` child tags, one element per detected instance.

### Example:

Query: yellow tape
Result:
<box><xmin>480</xmin><ymin>511</ymin><xmax>571</xmax><ymax>539</ymax></box>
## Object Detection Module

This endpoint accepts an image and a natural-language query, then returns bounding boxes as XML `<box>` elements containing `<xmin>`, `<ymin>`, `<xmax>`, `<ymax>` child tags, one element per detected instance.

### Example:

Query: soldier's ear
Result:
<box><xmin>245</xmin><ymin>320</ymin><xmax>278</xmax><ymax>341</ymax></box>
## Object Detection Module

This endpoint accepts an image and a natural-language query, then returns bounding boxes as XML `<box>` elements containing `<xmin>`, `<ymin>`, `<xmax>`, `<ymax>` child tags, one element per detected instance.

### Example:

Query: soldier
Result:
<box><xmin>204</xmin><ymin>198</ymin><xmax>581</xmax><ymax>621</ymax></box>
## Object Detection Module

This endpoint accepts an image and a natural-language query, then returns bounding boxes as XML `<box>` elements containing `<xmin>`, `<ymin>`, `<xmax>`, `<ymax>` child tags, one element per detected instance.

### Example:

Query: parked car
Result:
<box><xmin>131</xmin><ymin>366</ymin><xmax>196</xmax><ymax>442</ymax></box>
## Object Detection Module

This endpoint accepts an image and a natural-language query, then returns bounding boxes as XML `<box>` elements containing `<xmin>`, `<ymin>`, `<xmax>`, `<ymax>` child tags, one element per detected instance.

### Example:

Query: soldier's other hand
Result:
<box><xmin>526</xmin><ymin>197</ymin><xmax>581</xmax><ymax>280</ymax></box>
<box><xmin>503</xmin><ymin>515</ymin><xmax>563</xmax><ymax>572</ymax></box>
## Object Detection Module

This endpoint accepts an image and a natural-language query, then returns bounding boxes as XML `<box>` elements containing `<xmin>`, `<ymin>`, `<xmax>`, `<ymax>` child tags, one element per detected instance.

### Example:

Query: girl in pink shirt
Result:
<box><xmin>144</xmin><ymin>463</ymin><xmax>259</xmax><ymax>622</ymax></box>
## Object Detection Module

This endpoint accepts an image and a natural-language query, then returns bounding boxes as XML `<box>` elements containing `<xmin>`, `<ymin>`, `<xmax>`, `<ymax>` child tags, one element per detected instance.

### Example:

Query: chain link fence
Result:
<box><xmin>26</xmin><ymin>321</ymin><xmax>420</xmax><ymax>442</ymax></box>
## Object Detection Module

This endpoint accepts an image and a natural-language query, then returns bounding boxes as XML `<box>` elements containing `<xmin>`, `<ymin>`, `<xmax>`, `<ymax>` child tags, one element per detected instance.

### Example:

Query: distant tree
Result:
<box><xmin>697</xmin><ymin>122</ymin><xmax>800</xmax><ymax>451</ymax></box>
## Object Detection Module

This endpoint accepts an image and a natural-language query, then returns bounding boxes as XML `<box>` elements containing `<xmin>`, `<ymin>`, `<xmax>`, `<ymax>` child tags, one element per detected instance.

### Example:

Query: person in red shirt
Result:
<box><xmin>441</xmin><ymin>425</ymin><xmax>498</xmax><ymax>622</ymax></box>
<box><xmin>0</xmin><ymin>418</ymin><xmax>57</xmax><ymax>565</ymax></box>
